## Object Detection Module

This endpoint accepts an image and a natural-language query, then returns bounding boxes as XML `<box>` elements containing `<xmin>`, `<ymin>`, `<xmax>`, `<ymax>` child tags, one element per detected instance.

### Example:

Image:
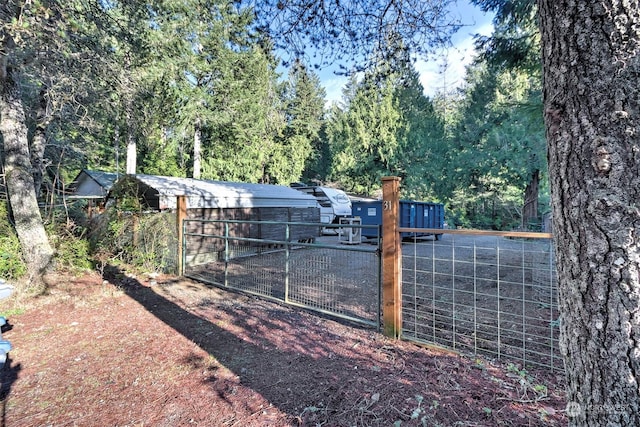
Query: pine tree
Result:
<box><xmin>280</xmin><ymin>60</ymin><xmax>326</xmax><ymax>184</ymax></box>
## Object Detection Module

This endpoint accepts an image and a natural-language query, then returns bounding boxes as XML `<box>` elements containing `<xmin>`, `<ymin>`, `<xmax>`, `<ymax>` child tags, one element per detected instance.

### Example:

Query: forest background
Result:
<box><xmin>0</xmin><ymin>0</ymin><xmax>543</xmax><ymax>283</ymax></box>
<box><xmin>5</xmin><ymin>2</ymin><xmax>640</xmax><ymax>425</ymax></box>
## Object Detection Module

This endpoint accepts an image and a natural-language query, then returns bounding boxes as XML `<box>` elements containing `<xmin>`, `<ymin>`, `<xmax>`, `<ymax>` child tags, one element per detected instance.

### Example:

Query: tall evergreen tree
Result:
<box><xmin>280</xmin><ymin>60</ymin><xmax>326</xmax><ymax>184</ymax></box>
<box><xmin>392</xmin><ymin>57</ymin><xmax>446</xmax><ymax>200</ymax></box>
<box><xmin>328</xmin><ymin>75</ymin><xmax>402</xmax><ymax>195</ymax></box>
<box><xmin>143</xmin><ymin>0</ymin><xmax>261</xmax><ymax>180</ymax></box>
<box><xmin>469</xmin><ymin>0</ymin><xmax>544</xmax><ymax>228</ymax></box>
<box><xmin>471</xmin><ymin>0</ymin><xmax>539</xmax><ymax>72</ymax></box>
<box><xmin>327</xmin><ymin>54</ymin><xmax>444</xmax><ymax>198</ymax></box>
<box><xmin>201</xmin><ymin>44</ymin><xmax>285</xmax><ymax>183</ymax></box>
<box><xmin>450</xmin><ymin>63</ymin><xmax>545</xmax><ymax>229</ymax></box>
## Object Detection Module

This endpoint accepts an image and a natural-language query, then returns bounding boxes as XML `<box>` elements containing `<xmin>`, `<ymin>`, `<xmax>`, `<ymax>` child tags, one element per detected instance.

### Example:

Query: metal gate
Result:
<box><xmin>182</xmin><ymin>219</ymin><xmax>382</xmax><ymax>328</ymax></box>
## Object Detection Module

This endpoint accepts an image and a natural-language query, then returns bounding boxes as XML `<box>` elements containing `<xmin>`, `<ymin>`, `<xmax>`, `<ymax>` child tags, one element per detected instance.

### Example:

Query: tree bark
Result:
<box><xmin>193</xmin><ymin>120</ymin><xmax>202</xmax><ymax>179</ymax></box>
<box><xmin>522</xmin><ymin>169</ymin><xmax>539</xmax><ymax>229</ymax></box>
<box><xmin>538</xmin><ymin>1</ymin><xmax>640</xmax><ymax>425</ymax></box>
<box><xmin>126</xmin><ymin>108</ymin><xmax>136</xmax><ymax>175</ymax></box>
<box><xmin>31</xmin><ymin>85</ymin><xmax>50</xmax><ymax>199</ymax></box>
<box><xmin>0</xmin><ymin>67</ymin><xmax>54</xmax><ymax>281</ymax></box>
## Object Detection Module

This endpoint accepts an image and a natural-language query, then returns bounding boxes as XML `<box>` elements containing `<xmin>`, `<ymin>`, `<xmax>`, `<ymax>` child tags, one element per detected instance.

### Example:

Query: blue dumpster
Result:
<box><xmin>351</xmin><ymin>200</ymin><xmax>444</xmax><ymax>239</ymax></box>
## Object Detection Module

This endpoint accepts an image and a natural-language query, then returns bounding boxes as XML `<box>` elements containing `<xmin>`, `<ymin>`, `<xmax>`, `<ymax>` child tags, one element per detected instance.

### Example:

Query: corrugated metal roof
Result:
<box><xmin>132</xmin><ymin>174</ymin><xmax>320</xmax><ymax>210</ymax></box>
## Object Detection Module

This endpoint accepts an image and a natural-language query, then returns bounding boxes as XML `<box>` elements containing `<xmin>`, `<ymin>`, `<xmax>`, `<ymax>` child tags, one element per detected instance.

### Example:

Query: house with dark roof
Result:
<box><xmin>67</xmin><ymin>169</ymin><xmax>121</xmax><ymax>200</ymax></box>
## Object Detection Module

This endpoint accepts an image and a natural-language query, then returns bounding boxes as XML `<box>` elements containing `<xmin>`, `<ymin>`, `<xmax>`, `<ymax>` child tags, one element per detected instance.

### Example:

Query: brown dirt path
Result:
<box><xmin>0</xmin><ymin>271</ymin><xmax>567</xmax><ymax>426</ymax></box>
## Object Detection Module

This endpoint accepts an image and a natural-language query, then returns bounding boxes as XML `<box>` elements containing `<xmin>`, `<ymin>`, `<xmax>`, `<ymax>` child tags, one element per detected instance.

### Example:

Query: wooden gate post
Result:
<box><xmin>176</xmin><ymin>195</ymin><xmax>187</xmax><ymax>276</ymax></box>
<box><xmin>381</xmin><ymin>176</ymin><xmax>402</xmax><ymax>338</ymax></box>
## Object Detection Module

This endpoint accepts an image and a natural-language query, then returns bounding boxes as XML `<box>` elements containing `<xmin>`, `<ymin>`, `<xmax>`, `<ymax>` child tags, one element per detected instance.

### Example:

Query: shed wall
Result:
<box><xmin>184</xmin><ymin>207</ymin><xmax>321</xmax><ymax>259</ymax></box>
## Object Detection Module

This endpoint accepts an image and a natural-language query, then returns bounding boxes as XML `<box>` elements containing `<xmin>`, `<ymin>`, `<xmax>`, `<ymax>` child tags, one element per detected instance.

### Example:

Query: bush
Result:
<box><xmin>51</xmin><ymin>227</ymin><xmax>93</xmax><ymax>273</ymax></box>
<box><xmin>89</xmin><ymin>207</ymin><xmax>177</xmax><ymax>274</ymax></box>
<box><xmin>0</xmin><ymin>235</ymin><xmax>27</xmax><ymax>280</ymax></box>
<box><xmin>133</xmin><ymin>213</ymin><xmax>177</xmax><ymax>273</ymax></box>
<box><xmin>42</xmin><ymin>202</ymin><xmax>94</xmax><ymax>274</ymax></box>
<box><xmin>0</xmin><ymin>203</ymin><xmax>27</xmax><ymax>280</ymax></box>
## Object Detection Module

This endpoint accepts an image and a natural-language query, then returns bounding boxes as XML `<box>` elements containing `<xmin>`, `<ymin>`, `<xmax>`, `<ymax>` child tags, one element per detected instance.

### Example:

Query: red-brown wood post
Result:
<box><xmin>381</xmin><ymin>176</ymin><xmax>402</xmax><ymax>338</ymax></box>
<box><xmin>176</xmin><ymin>195</ymin><xmax>187</xmax><ymax>276</ymax></box>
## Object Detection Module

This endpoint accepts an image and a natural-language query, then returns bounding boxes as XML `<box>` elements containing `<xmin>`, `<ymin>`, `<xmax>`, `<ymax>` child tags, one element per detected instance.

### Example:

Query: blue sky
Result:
<box><xmin>318</xmin><ymin>1</ymin><xmax>495</xmax><ymax>105</ymax></box>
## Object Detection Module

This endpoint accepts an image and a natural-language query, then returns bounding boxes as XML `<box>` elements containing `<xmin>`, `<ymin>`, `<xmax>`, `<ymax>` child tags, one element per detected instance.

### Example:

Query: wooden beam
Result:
<box><xmin>381</xmin><ymin>176</ymin><xmax>402</xmax><ymax>338</ymax></box>
<box><xmin>176</xmin><ymin>196</ymin><xmax>187</xmax><ymax>276</ymax></box>
<box><xmin>398</xmin><ymin>227</ymin><xmax>552</xmax><ymax>239</ymax></box>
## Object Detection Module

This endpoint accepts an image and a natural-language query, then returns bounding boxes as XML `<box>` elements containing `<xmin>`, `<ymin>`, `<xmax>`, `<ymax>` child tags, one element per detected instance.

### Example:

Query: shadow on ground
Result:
<box><xmin>0</xmin><ymin>356</ymin><xmax>20</xmax><ymax>427</ymax></box>
<box><xmin>102</xmin><ymin>264</ymin><xmax>566</xmax><ymax>426</ymax></box>
<box><xmin>104</xmin><ymin>265</ymin><xmax>406</xmax><ymax>424</ymax></box>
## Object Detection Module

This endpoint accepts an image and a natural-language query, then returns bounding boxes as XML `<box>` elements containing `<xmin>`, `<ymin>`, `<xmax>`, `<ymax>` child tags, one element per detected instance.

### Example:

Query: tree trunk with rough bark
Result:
<box><xmin>538</xmin><ymin>1</ymin><xmax>640</xmax><ymax>425</ymax></box>
<box><xmin>1</xmin><ymin>67</ymin><xmax>54</xmax><ymax>282</ymax></box>
<box><xmin>30</xmin><ymin>86</ymin><xmax>50</xmax><ymax>199</ymax></box>
<box><xmin>522</xmin><ymin>169</ymin><xmax>539</xmax><ymax>229</ymax></box>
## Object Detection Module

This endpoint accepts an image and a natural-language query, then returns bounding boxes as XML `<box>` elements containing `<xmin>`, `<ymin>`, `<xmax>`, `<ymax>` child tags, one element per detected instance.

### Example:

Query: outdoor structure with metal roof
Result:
<box><xmin>67</xmin><ymin>169</ymin><xmax>121</xmax><ymax>200</ymax></box>
<box><xmin>111</xmin><ymin>174</ymin><xmax>321</xmax><ymax>211</ymax></box>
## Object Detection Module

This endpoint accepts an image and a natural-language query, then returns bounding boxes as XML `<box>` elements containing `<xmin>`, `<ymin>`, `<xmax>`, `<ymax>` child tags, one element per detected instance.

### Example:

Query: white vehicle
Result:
<box><xmin>292</xmin><ymin>185</ymin><xmax>352</xmax><ymax>225</ymax></box>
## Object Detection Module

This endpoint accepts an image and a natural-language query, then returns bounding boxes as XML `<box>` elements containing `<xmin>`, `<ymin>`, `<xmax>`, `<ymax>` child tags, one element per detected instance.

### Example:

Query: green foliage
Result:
<box><xmin>447</xmin><ymin>181</ymin><xmax>526</xmax><ymax>230</ymax></box>
<box><xmin>132</xmin><ymin>213</ymin><xmax>177</xmax><ymax>273</ymax></box>
<box><xmin>51</xmin><ymin>228</ymin><xmax>93</xmax><ymax>273</ymax></box>
<box><xmin>392</xmin><ymin>59</ymin><xmax>447</xmax><ymax>200</ymax></box>
<box><xmin>138</xmin><ymin>130</ymin><xmax>185</xmax><ymax>178</ymax></box>
<box><xmin>138</xmin><ymin>0</ymin><xmax>293</xmax><ymax>183</ymax></box>
<box><xmin>444</xmin><ymin>59</ymin><xmax>547</xmax><ymax>229</ymax></box>
<box><xmin>4</xmin><ymin>0</ymin><xmax>154</xmax><ymax>187</ymax></box>
<box><xmin>325</xmin><ymin>49</ymin><xmax>446</xmax><ymax>200</ymax></box>
<box><xmin>0</xmin><ymin>307</ymin><xmax>25</xmax><ymax>318</ymax></box>
<box><xmin>506</xmin><ymin>363</ymin><xmax>549</xmax><ymax>402</ymax></box>
<box><xmin>199</xmin><ymin>45</ymin><xmax>288</xmax><ymax>183</ymax></box>
<box><xmin>278</xmin><ymin>60</ymin><xmax>327</xmax><ymax>184</ymax></box>
<box><xmin>108</xmin><ymin>177</ymin><xmax>147</xmax><ymax>212</ymax></box>
<box><xmin>301</xmin><ymin>124</ymin><xmax>332</xmax><ymax>184</ymax></box>
<box><xmin>0</xmin><ymin>203</ymin><xmax>27</xmax><ymax>280</ymax></box>
<box><xmin>420</xmin><ymin>0</ymin><xmax>548</xmax><ymax>230</ymax></box>
<box><xmin>37</xmin><ymin>203</ymin><xmax>93</xmax><ymax>273</ymax></box>
<box><xmin>328</xmin><ymin>77</ymin><xmax>404</xmax><ymax>195</ymax></box>
<box><xmin>90</xmin><ymin>207</ymin><xmax>177</xmax><ymax>274</ymax></box>
<box><xmin>471</xmin><ymin>0</ymin><xmax>540</xmax><ymax>72</ymax></box>
<box><xmin>0</xmin><ymin>235</ymin><xmax>27</xmax><ymax>281</ymax></box>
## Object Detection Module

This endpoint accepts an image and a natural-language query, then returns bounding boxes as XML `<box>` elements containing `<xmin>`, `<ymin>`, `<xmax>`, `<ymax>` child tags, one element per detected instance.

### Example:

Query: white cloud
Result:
<box><xmin>323</xmin><ymin>75</ymin><xmax>350</xmax><ymax>107</ymax></box>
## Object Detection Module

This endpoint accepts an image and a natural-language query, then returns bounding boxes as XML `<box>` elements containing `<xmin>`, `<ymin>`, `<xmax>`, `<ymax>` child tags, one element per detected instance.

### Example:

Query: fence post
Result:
<box><xmin>381</xmin><ymin>176</ymin><xmax>402</xmax><ymax>338</ymax></box>
<box><xmin>176</xmin><ymin>195</ymin><xmax>187</xmax><ymax>276</ymax></box>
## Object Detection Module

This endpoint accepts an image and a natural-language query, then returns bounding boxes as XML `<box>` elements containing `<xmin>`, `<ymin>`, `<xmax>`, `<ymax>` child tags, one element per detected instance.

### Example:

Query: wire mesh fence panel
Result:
<box><xmin>225</xmin><ymin>244</ymin><xmax>287</xmax><ymax>298</ymax></box>
<box><xmin>401</xmin><ymin>231</ymin><xmax>562</xmax><ymax>373</ymax></box>
<box><xmin>183</xmin><ymin>219</ymin><xmax>381</xmax><ymax>328</ymax></box>
<box><xmin>185</xmin><ymin>236</ymin><xmax>287</xmax><ymax>299</ymax></box>
<box><xmin>287</xmin><ymin>245</ymin><xmax>380</xmax><ymax>324</ymax></box>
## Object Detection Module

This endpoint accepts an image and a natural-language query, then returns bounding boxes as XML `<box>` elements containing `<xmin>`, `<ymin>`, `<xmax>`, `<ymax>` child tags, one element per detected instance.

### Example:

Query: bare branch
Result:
<box><xmin>245</xmin><ymin>0</ymin><xmax>460</xmax><ymax>73</ymax></box>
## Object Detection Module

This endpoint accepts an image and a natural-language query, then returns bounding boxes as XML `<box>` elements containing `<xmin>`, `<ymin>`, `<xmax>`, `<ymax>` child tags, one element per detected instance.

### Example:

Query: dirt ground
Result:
<box><xmin>0</xmin><ymin>270</ymin><xmax>567</xmax><ymax>426</ymax></box>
